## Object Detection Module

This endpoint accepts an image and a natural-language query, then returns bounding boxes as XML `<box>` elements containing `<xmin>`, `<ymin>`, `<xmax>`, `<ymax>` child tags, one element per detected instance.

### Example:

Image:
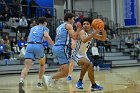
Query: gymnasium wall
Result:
<box><xmin>74</xmin><ymin>0</ymin><xmax>92</xmax><ymax>11</ymax></box>
<box><xmin>92</xmin><ymin>0</ymin><xmax>111</xmax><ymax>20</ymax></box>
<box><xmin>54</xmin><ymin>0</ymin><xmax>65</xmax><ymax>19</ymax></box>
<box><xmin>26</xmin><ymin>0</ymin><xmax>139</xmax><ymax>27</ymax></box>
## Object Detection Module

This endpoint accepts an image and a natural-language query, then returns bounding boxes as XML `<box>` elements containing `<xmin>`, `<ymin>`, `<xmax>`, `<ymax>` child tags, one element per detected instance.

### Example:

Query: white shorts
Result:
<box><xmin>71</xmin><ymin>53</ymin><xmax>89</xmax><ymax>63</ymax></box>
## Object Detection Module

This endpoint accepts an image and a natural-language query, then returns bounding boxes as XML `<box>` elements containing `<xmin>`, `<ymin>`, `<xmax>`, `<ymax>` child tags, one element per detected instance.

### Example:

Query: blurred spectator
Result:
<box><xmin>0</xmin><ymin>21</ymin><xmax>4</xmax><ymax>36</ymax></box>
<box><xmin>19</xmin><ymin>44</ymin><xmax>26</xmax><ymax>58</ymax></box>
<box><xmin>0</xmin><ymin>5</ymin><xmax>9</xmax><ymax>21</ymax></box>
<box><xmin>29</xmin><ymin>0</ymin><xmax>38</xmax><ymax>18</ymax></box>
<box><xmin>19</xmin><ymin>15</ymin><xmax>28</xmax><ymax>27</ymax></box>
<box><xmin>79</xmin><ymin>12</ymin><xmax>84</xmax><ymax>19</ymax></box>
<box><xmin>17</xmin><ymin>36</ymin><xmax>26</xmax><ymax>50</ymax></box>
<box><xmin>75</xmin><ymin>14</ymin><xmax>81</xmax><ymax>23</ymax></box>
<box><xmin>104</xmin><ymin>38</ymin><xmax>111</xmax><ymax>52</ymax></box>
<box><xmin>43</xmin><ymin>41</ymin><xmax>50</xmax><ymax>54</ymax></box>
<box><xmin>21</xmin><ymin>0</ymin><xmax>28</xmax><ymax>17</ymax></box>
<box><xmin>97</xmin><ymin>40</ymin><xmax>104</xmax><ymax>58</ymax></box>
<box><xmin>0</xmin><ymin>0</ymin><xmax>6</xmax><ymax>13</ymax></box>
<box><xmin>18</xmin><ymin>15</ymin><xmax>28</xmax><ymax>37</ymax></box>
<box><xmin>24</xmin><ymin>18</ymin><xmax>37</xmax><ymax>40</ymax></box>
<box><xmin>125</xmin><ymin>35</ymin><xmax>133</xmax><ymax>48</ymax></box>
<box><xmin>9</xmin><ymin>17</ymin><xmax>18</xmax><ymax>32</ymax></box>
<box><xmin>134</xmin><ymin>41</ymin><xmax>140</xmax><ymax>59</ymax></box>
<box><xmin>4</xmin><ymin>40</ymin><xmax>15</xmax><ymax>60</ymax></box>
<box><xmin>91</xmin><ymin>42</ymin><xmax>100</xmax><ymax>71</ymax></box>
<box><xmin>11</xmin><ymin>37</ymin><xmax>20</xmax><ymax>54</ymax></box>
<box><xmin>11</xmin><ymin>0</ymin><xmax>20</xmax><ymax>17</ymax></box>
<box><xmin>45</xmin><ymin>9</ymin><xmax>52</xmax><ymax>18</ymax></box>
<box><xmin>0</xmin><ymin>39</ymin><xmax>5</xmax><ymax>59</ymax></box>
<box><xmin>3</xmin><ymin>35</ymin><xmax>9</xmax><ymax>42</ymax></box>
<box><xmin>30</xmin><ymin>19</ymin><xmax>37</xmax><ymax>27</ymax></box>
<box><xmin>19</xmin><ymin>44</ymin><xmax>27</xmax><ymax>64</ymax></box>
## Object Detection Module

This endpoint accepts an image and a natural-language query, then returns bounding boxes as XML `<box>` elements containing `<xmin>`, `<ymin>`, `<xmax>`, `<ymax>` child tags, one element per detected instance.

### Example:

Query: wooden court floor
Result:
<box><xmin>0</xmin><ymin>67</ymin><xmax>140</xmax><ymax>93</ymax></box>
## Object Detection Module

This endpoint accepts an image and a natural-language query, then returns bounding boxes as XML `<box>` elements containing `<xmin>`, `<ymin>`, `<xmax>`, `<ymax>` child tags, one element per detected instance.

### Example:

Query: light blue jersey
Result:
<box><xmin>54</xmin><ymin>22</ymin><xmax>71</xmax><ymax>46</ymax></box>
<box><xmin>52</xmin><ymin>22</ymin><xmax>71</xmax><ymax>65</ymax></box>
<box><xmin>25</xmin><ymin>25</ymin><xmax>49</xmax><ymax>61</ymax></box>
<box><xmin>28</xmin><ymin>25</ymin><xmax>49</xmax><ymax>43</ymax></box>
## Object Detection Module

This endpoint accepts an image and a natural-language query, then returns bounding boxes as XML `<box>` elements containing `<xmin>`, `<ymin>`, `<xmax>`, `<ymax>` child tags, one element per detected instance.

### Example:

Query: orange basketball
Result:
<box><xmin>91</xmin><ymin>19</ymin><xmax>104</xmax><ymax>30</ymax></box>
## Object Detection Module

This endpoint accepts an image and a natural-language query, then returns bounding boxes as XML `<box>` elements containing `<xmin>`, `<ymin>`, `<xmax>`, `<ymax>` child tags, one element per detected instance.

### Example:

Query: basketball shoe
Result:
<box><xmin>37</xmin><ymin>82</ymin><xmax>43</xmax><ymax>88</ymax></box>
<box><xmin>76</xmin><ymin>81</ymin><xmax>83</xmax><ymax>89</ymax></box>
<box><xmin>91</xmin><ymin>84</ymin><xmax>103</xmax><ymax>91</ymax></box>
<box><xmin>66</xmin><ymin>76</ymin><xmax>72</xmax><ymax>81</ymax></box>
<box><xmin>42</xmin><ymin>75</ymin><xmax>56</xmax><ymax>89</ymax></box>
<box><xmin>19</xmin><ymin>81</ymin><xmax>25</xmax><ymax>93</ymax></box>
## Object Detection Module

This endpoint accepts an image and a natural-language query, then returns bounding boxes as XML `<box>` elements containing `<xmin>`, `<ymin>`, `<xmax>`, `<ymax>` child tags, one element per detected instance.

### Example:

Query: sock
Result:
<box><xmin>20</xmin><ymin>78</ymin><xmax>24</xmax><ymax>82</ymax></box>
<box><xmin>78</xmin><ymin>79</ymin><xmax>82</xmax><ymax>82</ymax></box>
<box><xmin>92</xmin><ymin>83</ymin><xmax>97</xmax><ymax>87</ymax></box>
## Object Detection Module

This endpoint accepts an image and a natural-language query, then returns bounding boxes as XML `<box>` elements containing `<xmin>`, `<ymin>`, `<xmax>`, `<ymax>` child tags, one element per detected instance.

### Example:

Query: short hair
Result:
<box><xmin>80</xmin><ymin>17</ymin><xmax>92</xmax><ymax>26</ymax></box>
<box><xmin>64</xmin><ymin>13</ymin><xmax>75</xmax><ymax>21</ymax></box>
<box><xmin>38</xmin><ymin>17</ymin><xmax>47</xmax><ymax>24</ymax></box>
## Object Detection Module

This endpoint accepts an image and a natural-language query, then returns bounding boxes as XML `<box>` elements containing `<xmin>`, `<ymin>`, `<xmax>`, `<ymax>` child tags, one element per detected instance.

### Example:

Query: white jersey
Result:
<box><xmin>72</xmin><ymin>32</ymin><xmax>91</xmax><ymax>62</ymax></box>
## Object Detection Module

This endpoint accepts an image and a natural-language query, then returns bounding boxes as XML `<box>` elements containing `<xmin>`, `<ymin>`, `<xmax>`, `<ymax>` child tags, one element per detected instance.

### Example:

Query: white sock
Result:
<box><xmin>20</xmin><ymin>78</ymin><xmax>24</xmax><ymax>82</ymax></box>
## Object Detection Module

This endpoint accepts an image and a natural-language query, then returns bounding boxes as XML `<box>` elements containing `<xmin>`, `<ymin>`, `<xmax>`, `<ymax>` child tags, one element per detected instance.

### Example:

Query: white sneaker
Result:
<box><xmin>94</xmin><ymin>66</ymin><xmax>97</xmax><ymax>71</ymax></box>
<box><xmin>10</xmin><ymin>58</ymin><xmax>14</xmax><ymax>60</ymax></box>
<box><xmin>42</xmin><ymin>75</ymin><xmax>56</xmax><ymax>89</ymax></box>
<box><xmin>97</xmin><ymin>66</ymin><xmax>100</xmax><ymax>71</ymax></box>
<box><xmin>37</xmin><ymin>82</ymin><xmax>43</xmax><ymax>88</ymax></box>
<box><xmin>14</xmin><ymin>58</ymin><xmax>17</xmax><ymax>60</ymax></box>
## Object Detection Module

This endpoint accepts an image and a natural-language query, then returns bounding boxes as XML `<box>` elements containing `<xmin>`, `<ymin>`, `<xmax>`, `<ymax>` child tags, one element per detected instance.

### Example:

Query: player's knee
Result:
<box><xmin>64</xmin><ymin>71</ymin><xmax>69</xmax><ymax>77</ymax></box>
<box><xmin>84</xmin><ymin>62</ymin><xmax>90</xmax><ymax>67</ymax></box>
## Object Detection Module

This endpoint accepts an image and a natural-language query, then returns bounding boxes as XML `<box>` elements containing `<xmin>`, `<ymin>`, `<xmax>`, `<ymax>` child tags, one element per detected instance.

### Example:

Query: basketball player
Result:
<box><xmin>66</xmin><ymin>39</ymin><xmax>77</xmax><ymax>81</ymax></box>
<box><xmin>42</xmin><ymin>12</ymin><xmax>82</xmax><ymax>89</ymax></box>
<box><xmin>19</xmin><ymin>17</ymin><xmax>54</xmax><ymax>93</ymax></box>
<box><xmin>71</xmin><ymin>17</ymin><xmax>106</xmax><ymax>91</ymax></box>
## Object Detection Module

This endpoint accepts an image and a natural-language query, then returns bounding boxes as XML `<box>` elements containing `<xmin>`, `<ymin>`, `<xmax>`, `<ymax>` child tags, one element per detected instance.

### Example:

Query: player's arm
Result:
<box><xmin>79</xmin><ymin>30</ymin><xmax>93</xmax><ymax>43</ymax></box>
<box><xmin>92</xmin><ymin>29</ymin><xmax>107</xmax><ymax>41</ymax></box>
<box><xmin>71</xmin><ymin>39</ymin><xmax>76</xmax><ymax>49</ymax></box>
<box><xmin>44</xmin><ymin>31</ymin><xmax>54</xmax><ymax>45</ymax></box>
<box><xmin>66</xmin><ymin>23</ymin><xmax>81</xmax><ymax>40</ymax></box>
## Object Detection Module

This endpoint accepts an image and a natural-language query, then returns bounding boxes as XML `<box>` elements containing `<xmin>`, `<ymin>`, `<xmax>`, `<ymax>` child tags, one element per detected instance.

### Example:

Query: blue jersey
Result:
<box><xmin>54</xmin><ymin>23</ymin><xmax>71</xmax><ymax>46</ymax></box>
<box><xmin>28</xmin><ymin>25</ymin><xmax>49</xmax><ymax>43</ymax></box>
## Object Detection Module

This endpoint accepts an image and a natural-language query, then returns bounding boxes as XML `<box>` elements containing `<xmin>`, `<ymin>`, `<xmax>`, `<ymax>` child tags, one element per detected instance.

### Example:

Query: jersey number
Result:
<box><xmin>87</xmin><ymin>42</ymin><xmax>90</xmax><ymax>48</ymax></box>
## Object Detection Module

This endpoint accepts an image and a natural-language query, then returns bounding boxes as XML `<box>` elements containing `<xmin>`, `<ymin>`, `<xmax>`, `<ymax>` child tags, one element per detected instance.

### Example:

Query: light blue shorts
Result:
<box><xmin>52</xmin><ymin>45</ymin><xmax>71</xmax><ymax>65</ymax></box>
<box><xmin>24</xmin><ymin>44</ymin><xmax>44</xmax><ymax>61</ymax></box>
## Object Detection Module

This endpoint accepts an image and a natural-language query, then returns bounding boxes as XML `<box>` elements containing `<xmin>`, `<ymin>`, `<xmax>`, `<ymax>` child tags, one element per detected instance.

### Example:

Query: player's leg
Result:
<box><xmin>20</xmin><ymin>59</ymin><xmax>33</xmax><ymax>79</ymax></box>
<box><xmin>19</xmin><ymin>45</ymin><xmax>35</xmax><ymax>93</ymax></box>
<box><xmin>76</xmin><ymin>58</ymin><xmax>91</xmax><ymax>89</ymax></box>
<box><xmin>34</xmin><ymin>45</ymin><xmax>46</xmax><ymax>88</ymax></box>
<box><xmin>42</xmin><ymin>45</ymin><xmax>69</xmax><ymax>89</ymax></box>
<box><xmin>37</xmin><ymin>57</ymin><xmax>46</xmax><ymax>88</ymax></box>
<box><xmin>19</xmin><ymin>59</ymin><xmax>33</xmax><ymax>93</ymax></box>
<box><xmin>67</xmin><ymin>59</ymin><xmax>74</xmax><ymax>81</ymax></box>
<box><xmin>53</xmin><ymin>64</ymin><xmax>69</xmax><ymax>79</ymax></box>
<box><xmin>87</xmin><ymin>60</ymin><xmax>103</xmax><ymax>91</ymax></box>
<box><xmin>52</xmin><ymin>45</ymin><xmax>69</xmax><ymax>79</ymax></box>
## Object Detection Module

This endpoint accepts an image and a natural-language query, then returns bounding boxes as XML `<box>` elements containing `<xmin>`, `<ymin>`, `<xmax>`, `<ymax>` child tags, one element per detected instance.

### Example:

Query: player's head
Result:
<box><xmin>38</xmin><ymin>17</ymin><xmax>47</xmax><ymax>26</ymax></box>
<box><xmin>64</xmin><ymin>13</ymin><xmax>75</xmax><ymax>24</ymax></box>
<box><xmin>80</xmin><ymin>17</ymin><xmax>92</xmax><ymax>32</ymax></box>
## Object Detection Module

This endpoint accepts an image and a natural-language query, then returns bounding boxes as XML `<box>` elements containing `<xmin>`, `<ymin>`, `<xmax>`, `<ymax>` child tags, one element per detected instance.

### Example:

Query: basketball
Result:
<box><xmin>91</xmin><ymin>19</ymin><xmax>105</xmax><ymax>31</ymax></box>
